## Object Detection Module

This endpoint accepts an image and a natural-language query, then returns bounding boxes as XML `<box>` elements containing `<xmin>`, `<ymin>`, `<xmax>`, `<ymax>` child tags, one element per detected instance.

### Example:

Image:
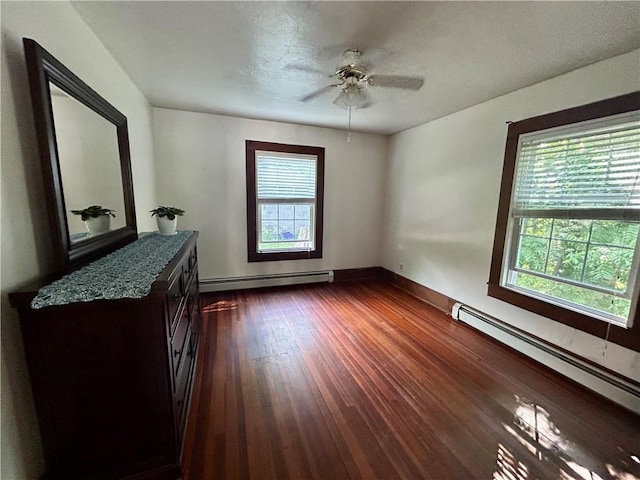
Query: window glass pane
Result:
<box><xmin>262</xmin><ymin>204</ymin><xmax>278</xmax><ymax>220</ymax></box>
<box><xmin>591</xmin><ymin>221</ymin><xmax>639</xmax><ymax>248</ymax></box>
<box><xmin>522</xmin><ymin>218</ymin><xmax>552</xmax><ymax>237</ymax></box>
<box><xmin>551</xmin><ymin>219</ymin><xmax>590</xmax><ymax>242</ymax></box>
<box><xmin>278</xmin><ymin>204</ymin><xmax>294</xmax><ymax>220</ymax></box>
<box><xmin>513</xmin><ymin>271</ymin><xmax>631</xmax><ymax>320</ymax></box>
<box><xmin>513</xmin><ymin>216</ymin><xmax>639</xmax><ymax>317</ymax></box>
<box><xmin>516</xmin><ymin>236</ymin><xmax>549</xmax><ymax>273</ymax></box>
<box><xmin>278</xmin><ymin>220</ymin><xmax>295</xmax><ymax>240</ymax></box>
<box><xmin>517</xmin><ymin>219</ymin><xmax>639</xmax><ymax>290</ymax></box>
<box><xmin>584</xmin><ymin>245</ymin><xmax>634</xmax><ymax>293</ymax></box>
<box><xmin>545</xmin><ymin>239</ymin><xmax>586</xmax><ymax>282</ymax></box>
<box><xmin>261</xmin><ymin>220</ymin><xmax>278</xmax><ymax>242</ymax></box>
<box><xmin>295</xmin><ymin>204</ymin><xmax>311</xmax><ymax>220</ymax></box>
<box><xmin>258</xmin><ymin>203</ymin><xmax>315</xmax><ymax>250</ymax></box>
<box><xmin>295</xmin><ymin>220</ymin><xmax>311</xmax><ymax>240</ymax></box>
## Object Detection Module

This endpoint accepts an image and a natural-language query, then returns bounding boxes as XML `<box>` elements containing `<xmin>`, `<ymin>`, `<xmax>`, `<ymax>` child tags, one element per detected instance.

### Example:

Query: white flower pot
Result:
<box><xmin>156</xmin><ymin>216</ymin><xmax>178</xmax><ymax>235</ymax></box>
<box><xmin>85</xmin><ymin>215</ymin><xmax>111</xmax><ymax>236</ymax></box>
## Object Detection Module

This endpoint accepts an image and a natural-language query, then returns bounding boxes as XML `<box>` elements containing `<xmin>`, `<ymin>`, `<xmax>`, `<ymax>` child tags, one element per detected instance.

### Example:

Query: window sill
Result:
<box><xmin>487</xmin><ymin>283</ymin><xmax>640</xmax><ymax>352</ymax></box>
<box><xmin>248</xmin><ymin>250</ymin><xmax>322</xmax><ymax>262</ymax></box>
<box><xmin>504</xmin><ymin>282</ymin><xmax>629</xmax><ymax>328</ymax></box>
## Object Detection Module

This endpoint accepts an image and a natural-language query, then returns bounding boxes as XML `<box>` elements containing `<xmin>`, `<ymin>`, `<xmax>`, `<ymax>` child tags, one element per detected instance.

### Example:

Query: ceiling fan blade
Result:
<box><xmin>285</xmin><ymin>64</ymin><xmax>325</xmax><ymax>75</ymax></box>
<box><xmin>367</xmin><ymin>75</ymin><xmax>424</xmax><ymax>90</ymax></box>
<box><xmin>300</xmin><ymin>84</ymin><xmax>339</xmax><ymax>102</ymax></box>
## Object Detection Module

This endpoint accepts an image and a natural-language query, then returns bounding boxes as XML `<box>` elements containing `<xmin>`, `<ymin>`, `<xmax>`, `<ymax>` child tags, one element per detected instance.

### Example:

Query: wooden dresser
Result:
<box><xmin>9</xmin><ymin>232</ymin><xmax>200</xmax><ymax>480</ymax></box>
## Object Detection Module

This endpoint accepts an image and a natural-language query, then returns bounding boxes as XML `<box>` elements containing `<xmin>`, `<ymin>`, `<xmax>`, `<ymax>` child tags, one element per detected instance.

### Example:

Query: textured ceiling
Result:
<box><xmin>72</xmin><ymin>1</ymin><xmax>640</xmax><ymax>135</ymax></box>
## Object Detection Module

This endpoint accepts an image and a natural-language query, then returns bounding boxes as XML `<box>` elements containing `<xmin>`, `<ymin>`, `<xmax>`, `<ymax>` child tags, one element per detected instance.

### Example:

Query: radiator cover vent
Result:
<box><xmin>451</xmin><ymin>303</ymin><xmax>640</xmax><ymax>414</ymax></box>
<box><xmin>200</xmin><ymin>270</ymin><xmax>334</xmax><ymax>292</ymax></box>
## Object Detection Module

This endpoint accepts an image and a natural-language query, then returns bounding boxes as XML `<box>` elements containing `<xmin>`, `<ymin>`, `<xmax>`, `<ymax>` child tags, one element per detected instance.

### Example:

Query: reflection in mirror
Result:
<box><xmin>49</xmin><ymin>83</ymin><xmax>126</xmax><ymax>243</ymax></box>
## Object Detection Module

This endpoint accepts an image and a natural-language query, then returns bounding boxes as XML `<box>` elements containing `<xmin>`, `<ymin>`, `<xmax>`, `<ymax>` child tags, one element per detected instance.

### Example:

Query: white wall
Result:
<box><xmin>153</xmin><ymin>108</ymin><xmax>388</xmax><ymax>280</ymax></box>
<box><xmin>382</xmin><ymin>50</ymin><xmax>640</xmax><ymax>381</ymax></box>
<box><xmin>1</xmin><ymin>2</ymin><xmax>158</xmax><ymax>478</ymax></box>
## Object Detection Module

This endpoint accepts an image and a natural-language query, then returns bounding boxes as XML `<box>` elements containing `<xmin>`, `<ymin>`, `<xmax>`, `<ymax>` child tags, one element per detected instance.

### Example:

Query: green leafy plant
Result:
<box><xmin>150</xmin><ymin>206</ymin><xmax>185</xmax><ymax>221</ymax></box>
<box><xmin>71</xmin><ymin>205</ymin><xmax>116</xmax><ymax>221</ymax></box>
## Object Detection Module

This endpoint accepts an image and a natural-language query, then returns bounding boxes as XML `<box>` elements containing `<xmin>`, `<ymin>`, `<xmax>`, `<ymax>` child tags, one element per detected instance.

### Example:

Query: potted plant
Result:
<box><xmin>150</xmin><ymin>206</ymin><xmax>185</xmax><ymax>235</ymax></box>
<box><xmin>71</xmin><ymin>205</ymin><xmax>116</xmax><ymax>236</ymax></box>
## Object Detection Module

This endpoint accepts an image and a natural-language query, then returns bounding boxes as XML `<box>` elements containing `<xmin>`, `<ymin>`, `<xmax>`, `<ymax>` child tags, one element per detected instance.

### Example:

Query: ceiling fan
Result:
<box><xmin>300</xmin><ymin>49</ymin><xmax>425</xmax><ymax>109</ymax></box>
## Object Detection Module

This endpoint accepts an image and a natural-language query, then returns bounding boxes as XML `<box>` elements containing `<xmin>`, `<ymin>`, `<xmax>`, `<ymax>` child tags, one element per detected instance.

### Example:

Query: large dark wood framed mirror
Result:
<box><xmin>23</xmin><ymin>38</ymin><xmax>137</xmax><ymax>272</ymax></box>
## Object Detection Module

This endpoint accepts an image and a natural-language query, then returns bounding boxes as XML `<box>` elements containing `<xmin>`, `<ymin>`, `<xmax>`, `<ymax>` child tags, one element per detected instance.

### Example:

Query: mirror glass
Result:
<box><xmin>49</xmin><ymin>83</ymin><xmax>127</xmax><ymax>243</ymax></box>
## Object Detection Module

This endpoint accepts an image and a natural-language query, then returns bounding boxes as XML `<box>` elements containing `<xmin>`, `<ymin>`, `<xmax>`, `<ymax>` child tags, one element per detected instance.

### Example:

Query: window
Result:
<box><xmin>246</xmin><ymin>140</ymin><xmax>324</xmax><ymax>262</ymax></box>
<box><xmin>489</xmin><ymin>92</ymin><xmax>640</xmax><ymax>352</ymax></box>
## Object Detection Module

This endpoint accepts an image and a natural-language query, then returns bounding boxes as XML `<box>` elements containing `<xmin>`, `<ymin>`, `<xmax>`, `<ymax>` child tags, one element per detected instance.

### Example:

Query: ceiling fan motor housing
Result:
<box><xmin>335</xmin><ymin>49</ymin><xmax>368</xmax><ymax>83</ymax></box>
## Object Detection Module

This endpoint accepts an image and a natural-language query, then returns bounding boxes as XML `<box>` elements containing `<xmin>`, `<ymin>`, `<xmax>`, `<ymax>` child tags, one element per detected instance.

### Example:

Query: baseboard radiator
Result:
<box><xmin>451</xmin><ymin>303</ymin><xmax>640</xmax><ymax>414</ymax></box>
<box><xmin>200</xmin><ymin>270</ymin><xmax>334</xmax><ymax>292</ymax></box>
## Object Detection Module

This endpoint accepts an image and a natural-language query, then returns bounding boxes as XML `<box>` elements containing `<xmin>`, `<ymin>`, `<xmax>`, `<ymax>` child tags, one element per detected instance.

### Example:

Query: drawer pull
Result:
<box><xmin>173</xmin><ymin>348</ymin><xmax>182</xmax><ymax>357</ymax></box>
<box><xmin>173</xmin><ymin>293</ymin><xmax>181</xmax><ymax>300</ymax></box>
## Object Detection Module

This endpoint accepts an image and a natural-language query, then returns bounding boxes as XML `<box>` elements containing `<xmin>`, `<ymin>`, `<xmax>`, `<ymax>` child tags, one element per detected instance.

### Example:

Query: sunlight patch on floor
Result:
<box><xmin>202</xmin><ymin>300</ymin><xmax>238</xmax><ymax>313</ymax></box>
<box><xmin>494</xmin><ymin>395</ymin><xmax>639</xmax><ymax>480</ymax></box>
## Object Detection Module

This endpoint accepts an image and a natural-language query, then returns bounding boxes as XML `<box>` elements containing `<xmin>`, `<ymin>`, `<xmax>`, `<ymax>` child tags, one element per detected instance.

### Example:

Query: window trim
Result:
<box><xmin>488</xmin><ymin>92</ymin><xmax>640</xmax><ymax>352</ymax></box>
<box><xmin>246</xmin><ymin>140</ymin><xmax>325</xmax><ymax>262</ymax></box>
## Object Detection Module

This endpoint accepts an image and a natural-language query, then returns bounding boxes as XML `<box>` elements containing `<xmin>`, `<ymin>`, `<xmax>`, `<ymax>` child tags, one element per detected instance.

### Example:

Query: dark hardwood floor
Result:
<box><xmin>182</xmin><ymin>281</ymin><xmax>640</xmax><ymax>480</ymax></box>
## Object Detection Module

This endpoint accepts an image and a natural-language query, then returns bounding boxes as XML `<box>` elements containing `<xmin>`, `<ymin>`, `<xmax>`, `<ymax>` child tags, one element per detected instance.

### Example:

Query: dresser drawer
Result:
<box><xmin>174</xmin><ymin>324</ymin><xmax>195</xmax><ymax>433</ymax></box>
<box><xmin>167</xmin><ymin>270</ymin><xmax>184</xmax><ymax>334</ymax></box>
<box><xmin>170</xmin><ymin>301</ymin><xmax>190</xmax><ymax>378</ymax></box>
<box><xmin>181</xmin><ymin>247</ymin><xmax>194</xmax><ymax>286</ymax></box>
<box><xmin>183</xmin><ymin>266</ymin><xmax>192</xmax><ymax>290</ymax></box>
<box><xmin>188</xmin><ymin>273</ymin><xmax>200</xmax><ymax>327</ymax></box>
<box><xmin>188</xmin><ymin>245</ymin><xmax>197</xmax><ymax>272</ymax></box>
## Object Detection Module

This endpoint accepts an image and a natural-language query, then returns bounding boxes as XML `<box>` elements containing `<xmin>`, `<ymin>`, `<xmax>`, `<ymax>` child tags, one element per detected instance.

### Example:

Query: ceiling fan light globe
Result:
<box><xmin>352</xmin><ymin>89</ymin><xmax>368</xmax><ymax>108</ymax></box>
<box><xmin>333</xmin><ymin>90</ymin><xmax>350</xmax><ymax>109</ymax></box>
<box><xmin>333</xmin><ymin>84</ymin><xmax>367</xmax><ymax>109</ymax></box>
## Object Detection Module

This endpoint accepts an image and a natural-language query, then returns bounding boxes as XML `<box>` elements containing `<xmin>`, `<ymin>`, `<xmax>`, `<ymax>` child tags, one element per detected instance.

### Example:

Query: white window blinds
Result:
<box><xmin>256</xmin><ymin>151</ymin><xmax>317</xmax><ymax>200</ymax></box>
<box><xmin>512</xmin><ymin>116</ymin><xmax>640</xmax><ymax>220</ymax></box>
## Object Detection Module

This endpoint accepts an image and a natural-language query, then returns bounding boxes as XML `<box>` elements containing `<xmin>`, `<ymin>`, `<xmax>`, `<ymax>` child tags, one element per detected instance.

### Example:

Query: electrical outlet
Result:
<box><xmin>399</xmin><ymin>263</ymin><xmax>404</xmax><ymax>272</ymax></box>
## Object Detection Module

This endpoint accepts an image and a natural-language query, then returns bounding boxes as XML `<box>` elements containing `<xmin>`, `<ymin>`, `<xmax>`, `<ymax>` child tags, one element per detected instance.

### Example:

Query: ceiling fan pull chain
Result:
<box><xmin>347</xmin><ymin>105</ymin><xmax>352</xmax><ymax>143</ymax></box>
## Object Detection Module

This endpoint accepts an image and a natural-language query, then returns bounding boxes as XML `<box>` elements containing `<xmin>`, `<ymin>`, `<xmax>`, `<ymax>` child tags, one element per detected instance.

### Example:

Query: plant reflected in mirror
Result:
<box><xmin>51</xmin><ymin>85</ymin><xmax>126</xmax><ymax>243</ymax></box>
